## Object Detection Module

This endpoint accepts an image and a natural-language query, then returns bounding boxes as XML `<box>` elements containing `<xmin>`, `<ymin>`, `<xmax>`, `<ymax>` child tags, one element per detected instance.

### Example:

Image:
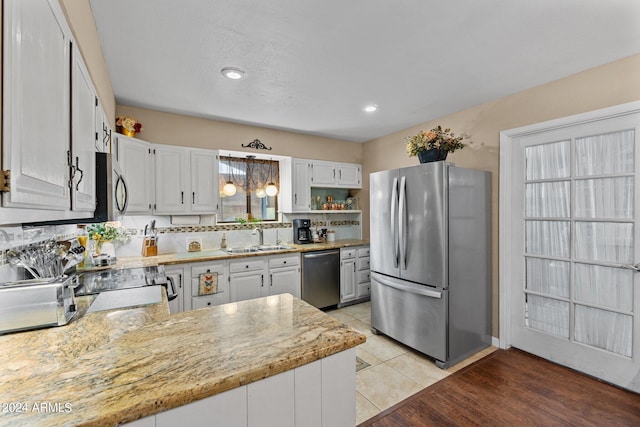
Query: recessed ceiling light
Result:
<box><xmin>362</xmin><ymin>104</ymin><xmax>378</xmax><ymax>113</ymax></box>
<box><xmin>221</xmin><ymin>67</ymin><xmax>245</xmax><ymax>80</ymax></box>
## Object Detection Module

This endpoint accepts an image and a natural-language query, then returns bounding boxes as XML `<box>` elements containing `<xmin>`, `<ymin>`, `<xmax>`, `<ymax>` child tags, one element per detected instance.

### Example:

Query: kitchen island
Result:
<box><xmin>0</xmin><ymin>293</ymin><xmax>365</xmax><ymax>426</ymax></box>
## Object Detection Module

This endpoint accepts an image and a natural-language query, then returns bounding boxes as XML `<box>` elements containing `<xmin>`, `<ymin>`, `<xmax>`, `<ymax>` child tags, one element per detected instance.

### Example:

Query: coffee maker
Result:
<box><xmin>293</xmin><ymin>219</ymin><xmax>312</xmax><ymax>244</ymax></box>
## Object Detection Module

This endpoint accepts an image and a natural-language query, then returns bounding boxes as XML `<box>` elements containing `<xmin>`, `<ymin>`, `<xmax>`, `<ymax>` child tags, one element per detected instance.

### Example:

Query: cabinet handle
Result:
<box><xmin>75</xmin><ymin>156</ymin><xmax>84</xmax><ymax>191</ymax></box>
<box><xmin>179</xmin><ymin>274</ymin><xmax>183</xmax><ymax>288</ymax></box>
<box><xmin>207</xmin><ymin>302</ymin><xmax>212</xmax><ymax>306</ymax></box>
<box><xmin>192</xmin><ymin>192</ymin><xmax>195</xmax><ymax>204</ymax></box>
<box><xmin>181</xmin><ymin>191</ymin><xmax>184</xmax><ymax>204</ymax></box>
<box><xmin>353</xmin><ymin>263</ymin><xmax>356</xmax><ymax>272</ymax></box>
<box><xmin>261</xmin><ymin>275</ymin><xmax>264</xmax><ymax>287</ymax></box>
<box><xmin>339</xmin><ymin>169</ymin><xmax>342</xmax><ymax>180</ymax></box>
<box><xmin>333</xmin><ymin>169</ymin><xmax>336</xmax><ymax>179</ymax></box>
<box><xmin>294</xmin><ymin>194</ymin><xmax>297</xmax><ymax>204</ymax></box>
<box><xmin>270</xmin><ymin>274</ymin><xmax>273</xmax><ymax>286</ymax></box>
<box><xmin>67</xmin><ymin>150</ymin><xmax>76</xmax><ymax>190</ymax></box>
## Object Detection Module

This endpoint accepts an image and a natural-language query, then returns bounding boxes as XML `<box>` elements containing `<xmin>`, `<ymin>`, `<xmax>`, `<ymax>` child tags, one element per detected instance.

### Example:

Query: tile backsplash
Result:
<box><xmin>0</xmin><ymin>212</ymin><xmax>362</xmax><ymax>281</ymax></box>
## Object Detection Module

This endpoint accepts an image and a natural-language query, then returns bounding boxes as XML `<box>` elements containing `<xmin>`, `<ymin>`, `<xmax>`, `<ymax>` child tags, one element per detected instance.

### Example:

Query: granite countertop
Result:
<box><xmin>89</xmin><ymin>238</ymin><xmax>369</xmax><ymax>269</ymax></box>
<box><xmin>0</xmin><ymin>294</ymin><xmax>365</xmax><ymax>426</ymax></box>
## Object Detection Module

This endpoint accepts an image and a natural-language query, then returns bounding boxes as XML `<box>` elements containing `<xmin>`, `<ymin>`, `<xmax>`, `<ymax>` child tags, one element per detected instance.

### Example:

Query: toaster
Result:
<box><xmin>0</xmin><ymin>275</ymin><xmax>77</xmax><ymax>334</ymax></box>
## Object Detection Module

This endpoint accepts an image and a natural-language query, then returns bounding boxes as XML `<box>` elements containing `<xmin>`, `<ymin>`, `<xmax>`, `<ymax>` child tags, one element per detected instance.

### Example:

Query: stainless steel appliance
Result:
<box><xmin>75</xmin><ymin>265</ymin><xmax>177</xmax><ymax>301</ymax></box>
<box><xmin>0</xmin><ymin>276</ymin><xmax>77</xmax><ymax>334</ymax></box>
<box><xmin>92</xmin><ymin>152</ymin><xmax>128</xmax><ymax>222</ymax></box>
<box><xmin>293</xmin><ymin>219</ymin><xmax>312</xmax><ymax>244</ymax></box>
<box><xmin>370</xmin><ymin>161</ymin><xmax>491</xmax><ymax>368</ymax></box>
<box><xmin>301</xmin><ymin>250</ymin><xmax>340</xmax><ymax>309</ymax></box>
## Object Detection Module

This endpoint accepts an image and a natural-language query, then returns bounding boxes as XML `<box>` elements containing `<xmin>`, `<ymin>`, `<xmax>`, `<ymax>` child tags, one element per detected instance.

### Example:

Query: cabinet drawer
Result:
<box><xmin>191</xmin><ymin>262</ymin><xmax>227</xmax><ymax>297</ymax></box>
<box><xmin>357</xmin><ymin>247</ymin><xmax>370</xmax><ymax>257</ymax></box>
<box><xmin>340</xmin><ymin>248</ymin><xmax>356</xmax><ymax>260</ymax></box>
<box><xmin>357</xmin><ymin>257</ymin><xmax>370</xmax><ymax>271</ymax></box>
<box><xmin>192</xmin><ymin>292</ymin><xmax>228</xmax><ymax>309</ymax></box>
<box><xmin>357</xmin><ymin>282</ymin><xmax>371</xmax><ymax>298</ymax></box>
<box><xmin>269</xmin><ymin>254</ymin><xmax>300</xmax><ymax>269</ymax></box>
<box><xmin>229</xmin><ymin>258</ymin><xmax>266</xmax><ymax>273</ymax></box>
<box><xmin>357</xmin><ymin>270</ymin><xmax>371</xmax><ymax>284</ymax></box>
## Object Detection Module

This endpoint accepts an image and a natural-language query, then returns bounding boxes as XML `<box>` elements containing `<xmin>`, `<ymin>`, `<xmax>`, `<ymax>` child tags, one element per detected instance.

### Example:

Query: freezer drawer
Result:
<box><xmin>371</xmin><ymin>272</ymin><xmax>447</xmax><ymax>363</ymax></box>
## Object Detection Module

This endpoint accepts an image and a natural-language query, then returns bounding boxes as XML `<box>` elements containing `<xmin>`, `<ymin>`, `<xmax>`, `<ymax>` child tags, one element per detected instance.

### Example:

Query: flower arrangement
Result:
<box><xmin>87</xmin><ymin>221</ymin><xmax>130</xmax><ymax>244</ymax></box>
<box><xmin>405</xmin><ymin>126</ymin><xmax>467</xmax><ymax>157</ymax></box>
<box><xmin>116</xmin><ymin>116</ymin><xmax>143</xmax><ymax>134</ymax></box>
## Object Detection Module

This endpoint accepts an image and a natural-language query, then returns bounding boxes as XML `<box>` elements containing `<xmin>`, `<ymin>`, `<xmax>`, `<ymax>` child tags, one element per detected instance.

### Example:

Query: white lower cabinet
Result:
<box><xmin>155</xmin><ymin>386</ymin><xmax>247</xmax><ymax>427</ymax></box>
<box><xmin>126</xmin><ymin>348</ymin><xmax>356</xmax><ymax>427</ymax></box>
<box><xmin>229</xmin><ymin>258</ymin><xmax>267</xmax><ymax>302</ymax></box>
<box><xmin>190</xmin><ymin>261</ymin><xmax>228</xmax><ymax>310</ymax></box>
<box><xmin>268</xmin><ymin>254</ymin><xmax>301</xmax><ymax>298</ymax></box>
<box><xmin>340</xmin><ymin>246</ymin><xmax>370</xmax><ymax>304</ymax></box>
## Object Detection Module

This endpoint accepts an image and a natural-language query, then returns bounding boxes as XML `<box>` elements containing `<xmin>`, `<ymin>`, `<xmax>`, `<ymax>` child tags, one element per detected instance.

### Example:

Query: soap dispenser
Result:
<box><xmin>220</xmin><ymin>233</ymin><xmax>227</xmax><ymax>249</ymax></box>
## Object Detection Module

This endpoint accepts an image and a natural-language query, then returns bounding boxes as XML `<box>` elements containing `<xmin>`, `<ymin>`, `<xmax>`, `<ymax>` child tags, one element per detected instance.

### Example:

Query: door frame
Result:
<box><xmin>499</xmin><ymin>100</ymin><xmax>640</xmax><ymax>350</ymax></box>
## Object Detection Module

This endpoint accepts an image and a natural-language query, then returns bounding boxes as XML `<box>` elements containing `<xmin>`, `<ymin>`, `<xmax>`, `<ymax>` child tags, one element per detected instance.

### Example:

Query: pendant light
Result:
<box><xmin>265</xmin><ymin>158</ymin><xmax>278</xmax><ymax>197</ymax></box>
<box><xmin>222</xmin><ymin>156</ymin><xmax>237</xmax><ymax>196</ymax></box>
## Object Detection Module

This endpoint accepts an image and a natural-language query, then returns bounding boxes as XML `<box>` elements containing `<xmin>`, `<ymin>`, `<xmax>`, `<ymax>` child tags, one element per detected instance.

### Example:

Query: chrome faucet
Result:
<box><xmin>253</xmin><ymin>227</ymin><xmax>264</xmax><ymax>246</ymax></box>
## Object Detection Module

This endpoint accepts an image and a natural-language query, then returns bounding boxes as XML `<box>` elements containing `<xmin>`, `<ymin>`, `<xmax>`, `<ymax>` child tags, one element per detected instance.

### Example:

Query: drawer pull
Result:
<box><xmin>207</xmin><ymin>302</ymin><xmax>212</xmax><ymax>306</ymax></box>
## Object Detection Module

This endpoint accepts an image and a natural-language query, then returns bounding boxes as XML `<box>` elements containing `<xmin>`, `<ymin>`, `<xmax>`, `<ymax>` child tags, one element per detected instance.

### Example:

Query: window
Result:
<box><xmin>218</xmin><ymin>156</ymin><xmax>279</xmax><ymax>223</ymax></box>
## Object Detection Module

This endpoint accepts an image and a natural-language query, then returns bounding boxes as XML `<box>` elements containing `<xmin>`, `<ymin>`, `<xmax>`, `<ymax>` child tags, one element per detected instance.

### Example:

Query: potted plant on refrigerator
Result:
<box><xmin>405</xmin><ymin>126</ymin><xmax>467</xmax><ymax>163</ymax></box>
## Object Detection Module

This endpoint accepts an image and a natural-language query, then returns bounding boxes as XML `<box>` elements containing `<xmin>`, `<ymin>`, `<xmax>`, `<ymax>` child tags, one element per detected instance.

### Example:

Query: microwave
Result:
<box><xmin>27</xmin><ymin>152</ymin><xmax>128</xmax><ymax>225</ymax></box>
<box><xmin>93</xmin><ymin>152</ymin><xmax>128</xmax><ymax>221</ymax></box>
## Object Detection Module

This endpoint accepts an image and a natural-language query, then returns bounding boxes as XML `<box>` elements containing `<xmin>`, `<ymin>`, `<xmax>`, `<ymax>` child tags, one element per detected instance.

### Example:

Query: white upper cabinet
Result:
<box><xmin>94</xmin><ymin>98</ymin><xmax>111</xmax><ymax>153</ymax></box>
<box><xmin>292</xmin><ymin>159</ymin><xmax>311</xmax><ymax>211</ymax></box>
<box><xmin>310</xmin><ymin>161</ymin><xmax>361</xmax><ymax>189</ymax></box>
<box><xmin>189</xmin><ymin>148</ymin><xmax>219</xmax><ymax>213</ymax></box>
<box><xmin>154</xmin><ymin>144</ymin><xmax>219</xmax><ymax>215</ymax></box>
<box><xmin>336</xmin><ymin>163</ymin><xmax>361</xmax><ymax>188</ymax></box>
<box><xmin>154</xmin><ymin>145</ymin><xmax>189</xmax><ymax>214</ymax></box>
<box><xmin>2</xmin><ymin>0</ymin><xmax>71</xmax><ymax>211</ymax></box>
<box><xmin>71</xmin><ymin>43</ymin><xmax>97</xmax><ymax>212</ymax></box>
<box><xmin>115</xmin><ymin>134</ymin><xmax>154</xmax><ymax>214</ymax></box>
<box><xmin>310</xmin><ymin>160</ymin><xmax>336</xmax><ymax>186</ymax></box>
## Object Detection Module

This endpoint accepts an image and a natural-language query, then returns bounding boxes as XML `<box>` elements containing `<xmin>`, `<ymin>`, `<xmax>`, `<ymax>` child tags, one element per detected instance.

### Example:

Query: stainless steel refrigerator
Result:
<box><xmin>370</xmin><ymin>161</ymin><xmax>491</xmax><ymax>368</ymax></box>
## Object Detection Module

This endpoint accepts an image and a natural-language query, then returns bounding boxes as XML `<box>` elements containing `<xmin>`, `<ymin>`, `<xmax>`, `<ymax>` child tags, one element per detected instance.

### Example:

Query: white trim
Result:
<box><xmin>498</xmin><ymin>100</ymin><xmax>640</xmax><ymax>351</ymax></box>
<box><xmin>491</xmin><ymin>336</ymin><xmax>501</xmax><ymax>348</ymax></box>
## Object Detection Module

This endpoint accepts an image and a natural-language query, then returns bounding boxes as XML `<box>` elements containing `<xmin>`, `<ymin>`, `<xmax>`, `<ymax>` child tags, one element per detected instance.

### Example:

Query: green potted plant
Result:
<box><xmin>405</xmin><ymin>126</ymin><xmax>467</xmax><ymax>163</ymax></box>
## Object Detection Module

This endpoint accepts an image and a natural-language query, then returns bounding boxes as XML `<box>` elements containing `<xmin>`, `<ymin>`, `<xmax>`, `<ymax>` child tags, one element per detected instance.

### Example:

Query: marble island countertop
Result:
<box><xmin>0</xmin><ymin>293</ymin><xmax>365</xmax><ymax>426</ymax></box>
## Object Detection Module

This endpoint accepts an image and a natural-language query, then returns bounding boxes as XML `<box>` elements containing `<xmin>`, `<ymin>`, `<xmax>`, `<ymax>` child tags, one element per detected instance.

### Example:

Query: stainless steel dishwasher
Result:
<box><xmin>301</xmin><ymin>250</ymin><xmax>340</xmax><ymax>309</ymax></box>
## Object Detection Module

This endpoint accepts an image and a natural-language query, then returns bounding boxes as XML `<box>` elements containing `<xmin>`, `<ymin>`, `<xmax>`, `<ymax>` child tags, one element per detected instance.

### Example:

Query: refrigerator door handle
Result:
<box><xmin>391</xmin><ymin>176</ymin><xmax>399</xmax><ymax>267</ymax></box>
<box><xmin>372</xmin><ymin>272</ymin><xmax>442</xmax><ymax>299</ymax></box>
<box><xmin>399</xmin><ymin>175</ymin><xmax>408</xmax><ymax>269</ymax></box>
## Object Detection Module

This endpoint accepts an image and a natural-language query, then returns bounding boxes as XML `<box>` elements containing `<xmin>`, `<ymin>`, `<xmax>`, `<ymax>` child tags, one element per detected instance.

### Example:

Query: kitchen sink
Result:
<box><xmin>256</xmin><ymin>245</ymin><xmax>294</xmax><ymax>251</ymax></box>
<box><xmin>223</xmin><ymin>247</ymin><xmax>261</xmax><ymax>254</ymax></box>
<box><xmin>223</xmin><ymin>245</ymin><xmax>294</xmax><ymax>254</ymax></box>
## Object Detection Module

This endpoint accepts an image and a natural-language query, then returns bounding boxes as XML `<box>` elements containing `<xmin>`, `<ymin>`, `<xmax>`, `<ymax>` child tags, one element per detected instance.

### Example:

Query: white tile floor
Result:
<box><xmin>325</xmin><ymin>301</ymin><xmax>497</xmax><ymax>425</ymax></box>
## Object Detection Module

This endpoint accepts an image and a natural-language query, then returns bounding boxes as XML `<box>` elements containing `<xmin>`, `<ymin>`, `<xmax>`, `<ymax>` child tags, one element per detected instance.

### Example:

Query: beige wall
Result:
<box><xmin>363</xmin><ymin>53</ymin><xmax>640</xmax><ymax>338</ymax></box>
<box><xmin>115</xmin><ymin>105</ymin><xmax>364</xmax><ymax>163</ymax></box>
<box><xmin>60</xmin><ymin>0</ymin><xmax>116</xmax><ymax>125</ymax></box>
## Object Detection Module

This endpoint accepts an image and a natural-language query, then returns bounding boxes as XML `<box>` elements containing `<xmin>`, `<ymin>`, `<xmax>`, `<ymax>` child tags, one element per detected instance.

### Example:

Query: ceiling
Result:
<box><xmin>89</xmin><ymin>0</ymin><xmax>640</xmax><ymax>143</ymax></box>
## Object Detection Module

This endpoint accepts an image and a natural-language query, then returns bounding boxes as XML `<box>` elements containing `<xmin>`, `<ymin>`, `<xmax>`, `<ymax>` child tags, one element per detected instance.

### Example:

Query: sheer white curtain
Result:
<box><xmin>524</xmin><ymin>130</ymin><xmax>634</xmax><ymax>355</ymax></box>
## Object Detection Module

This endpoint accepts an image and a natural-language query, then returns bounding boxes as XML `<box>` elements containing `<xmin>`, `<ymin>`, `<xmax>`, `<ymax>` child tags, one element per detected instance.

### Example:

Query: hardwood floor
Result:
<box><xmin>359</xmin><ymin>348</ymin><xmax>640</xmax><ymax>426</ymax></box>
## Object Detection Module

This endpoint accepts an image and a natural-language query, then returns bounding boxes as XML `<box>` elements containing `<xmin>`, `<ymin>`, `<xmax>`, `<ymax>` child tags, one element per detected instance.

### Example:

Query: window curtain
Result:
<box><xmin>524</xmin><ymin>130</ymin><xmax>634</xmax><ymax>356</ymax></box>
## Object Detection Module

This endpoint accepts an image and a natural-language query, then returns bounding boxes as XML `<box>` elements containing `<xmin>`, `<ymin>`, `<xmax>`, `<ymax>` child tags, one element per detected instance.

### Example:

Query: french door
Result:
<box><xmin>501</xmin><ymin>103</ymin><xmax>640</xmax><ymax>393</ymax></box>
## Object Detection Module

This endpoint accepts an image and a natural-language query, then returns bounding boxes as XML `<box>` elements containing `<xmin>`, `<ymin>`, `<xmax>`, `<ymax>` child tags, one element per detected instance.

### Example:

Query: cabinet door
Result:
<box><xmin>269</xmin><ymin>266</ymin><xmax>300</xmax><ymax>298</ymax></box>
<box><xmin>70</xmin><ymin>44</ymin><xmax>96</xmax><ymax>212</ymax></box>
<box><xmin>248</xmin><ymin>370</ymin><xmax>295</xmax><ymax>427</ymax></box>
<box><xmin>95</xmin><ymin>99</ymin><xmax>111</xmax><ymax>153</ymax></box>
<box><xmin>190</xmin><ymin>149</ymin><xmax>218</xmax><ymax>213</ymax></box>
<box><xmin>154</xmin><ymin>145</ymin><xmax>188</xmax><ymax>214</ymax></box>
<box><xmin>292</xmin><ymin>159</ymin><xmax>311</xmax><ymax>211</ymax></box>
<box><xmin>2</xmin><ymin>0</ymin><xmax>70</xmax><ymax>210</ymax></box>
<box><xmin>310</xmin><ymin>161</ymin><xmax>336</xmax><ymax>186</ymax></box>
<box><xmin>337</xmin><ymin>163</ymin><xmax>361</xmax><ymax>188</ymax></box>
<box><xmin>165</xmin><ymin>267</ymin><xmax>185</xmax><ymax>314</ymax></box>
<box><xmin>115</xmin><ymin>135</ymin><xmax>153</xmax><ymax>214</ymax></box>
<box><xmin>340</xmin><ymin>259</ymin><xmax>357</xmax><ymax>302</ymax></box>
<box><xmin>230</xmin><ymin>271</ymin><xmax>266</xmax><ymax>302</ymax></box>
